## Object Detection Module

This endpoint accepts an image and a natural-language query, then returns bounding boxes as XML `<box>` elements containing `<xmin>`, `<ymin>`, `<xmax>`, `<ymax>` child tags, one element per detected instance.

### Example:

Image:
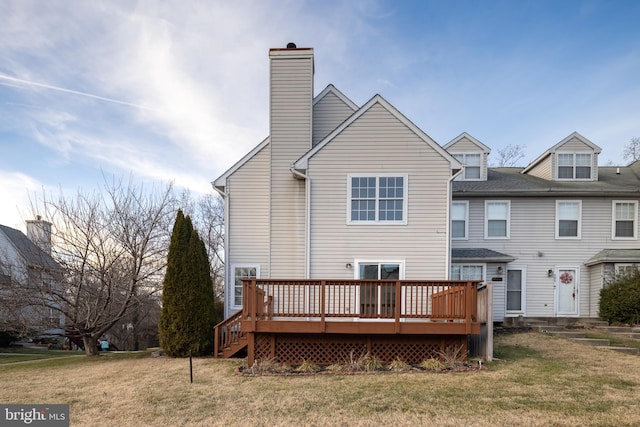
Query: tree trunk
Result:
<box><xmin>83</xmin><ymin>335</ymin><xmax>99</xmax><ymax>356</ymax></box>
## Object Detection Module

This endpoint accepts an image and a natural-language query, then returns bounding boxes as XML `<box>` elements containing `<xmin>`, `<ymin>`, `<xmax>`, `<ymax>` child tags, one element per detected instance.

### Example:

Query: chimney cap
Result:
<box><xmin>286</xmin><ymin>42</ymin><xmax>297</xmax><ymax>49</ymax></box>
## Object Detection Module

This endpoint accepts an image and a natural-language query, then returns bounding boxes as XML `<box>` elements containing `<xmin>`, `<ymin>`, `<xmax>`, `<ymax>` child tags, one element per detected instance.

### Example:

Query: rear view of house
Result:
<box><xmin>213</xmin><ymin>44</ymin><xmax>484</xmax><ymax>365</ymax></box>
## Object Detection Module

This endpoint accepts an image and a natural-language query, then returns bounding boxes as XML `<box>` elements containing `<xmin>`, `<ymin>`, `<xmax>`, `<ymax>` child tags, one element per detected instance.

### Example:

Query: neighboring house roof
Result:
<box><xmin>294</xmin><ymin>94</ymin><xmax>462</xmax><ymax>171</ymax></box>
<box><xmin>0</xmin><ymin>225</ymin><xmax>60</xmax><ymax>271</ymax></box>
<box><xmin>453</xmin><ymin>166</ymin><xmax>640</xmax><ymax>197</ymax></box>
<box><xmin>584</xmin><ymin>249</ymin><xmax>640</xmax><ymax>266</ymax></box>
<box><xmin>452</xmin><ymin>248</ymin><xmax>516</xmax><ymax>263</ymax></box>
<box><xmin>443</xmin><ymin>132</ymin><xmax>491</xmax><ymax>153</ymax></box>
<box><xmin>521</xmin><ymin>131</ymin><xmax>602</xmax><ymax>175</ymax></box>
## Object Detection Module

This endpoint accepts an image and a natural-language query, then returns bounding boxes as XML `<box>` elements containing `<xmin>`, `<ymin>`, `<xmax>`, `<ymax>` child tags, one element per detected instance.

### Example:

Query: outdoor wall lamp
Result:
<box><xmin>346</xmin><ymin>263</ymin><xmax>353</xmax><ymax>269</ymax></box>
<box><xmin>496</xmin><ymin>266</ymin><xmax>503</xmax><ymax>274</ymax></box>
<box><xmin>548</xmin><ymin>269</ymin><xmax>554</xmax><ymax>277</ymax></box>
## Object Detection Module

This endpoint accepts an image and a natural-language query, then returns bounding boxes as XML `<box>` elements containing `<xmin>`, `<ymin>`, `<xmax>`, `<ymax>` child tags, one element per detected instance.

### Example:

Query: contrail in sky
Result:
<box><xmin>0</xmin><ymin>73</ymin><xmax>156</xmax><ymax>111</ymax></box>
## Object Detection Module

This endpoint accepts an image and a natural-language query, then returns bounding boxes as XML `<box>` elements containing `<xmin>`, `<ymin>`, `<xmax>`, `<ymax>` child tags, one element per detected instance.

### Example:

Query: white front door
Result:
<box><xmin>556</xmin><ymin>267</ymin><xmax>578</xmax><ymax>315</ymax></box>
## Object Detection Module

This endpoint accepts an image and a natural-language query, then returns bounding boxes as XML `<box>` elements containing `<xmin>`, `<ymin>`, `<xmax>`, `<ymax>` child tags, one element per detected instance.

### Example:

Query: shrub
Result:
<box><xmin>599</xmin><ymin>269</ymin><xmax>640</xmax><ymax>325</ymax></box>
<box><xmin>420</xmin><ymin>358</ymin><xmax>446</xmax><ymax>371</ymax></box>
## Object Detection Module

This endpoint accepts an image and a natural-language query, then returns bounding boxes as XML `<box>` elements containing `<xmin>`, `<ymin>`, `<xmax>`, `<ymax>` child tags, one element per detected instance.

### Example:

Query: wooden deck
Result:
<box><xmin>215</xmin><ymin>279</ymin><xmax>484</xmax><ymax>365</ymax></box>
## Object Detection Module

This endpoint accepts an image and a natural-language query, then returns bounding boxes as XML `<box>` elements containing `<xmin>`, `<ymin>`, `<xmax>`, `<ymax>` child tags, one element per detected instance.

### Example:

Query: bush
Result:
<box><xmin>599</xmin><ymin>268</ymin><xmax>640</xmax><ymax>325</ymax></box>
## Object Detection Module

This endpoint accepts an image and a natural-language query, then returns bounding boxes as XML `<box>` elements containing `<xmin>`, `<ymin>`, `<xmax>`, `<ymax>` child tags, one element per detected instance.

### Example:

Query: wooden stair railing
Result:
<box><xmin>213</xmin><ymin>310</ymin><xmax>246</xmax><ymax>358</ymax></box>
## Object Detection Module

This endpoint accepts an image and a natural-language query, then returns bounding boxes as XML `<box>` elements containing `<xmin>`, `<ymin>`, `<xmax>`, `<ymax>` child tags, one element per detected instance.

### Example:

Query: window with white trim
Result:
<box><xmin>612</xmin><ymin>201</ymin><xmax>637</xmax><ymax>239</ymax></box>
<box><xmin>615</xmin><ymin>263</ymin><xmax>639</xmax><ymax>275</ymax></box>
<box><xmin>451</xmin><ymin>201</ymin><xmax>468</xmax><ymax>240</ymax></box>
<box><xmin>452</xmin><ymin>153</ymin><xmax>481</xmax><ymax>180</ymax></box>
<box><xmin>451</xmin><ymin>264</ymin><xmax>484</xmax><ymax>281</ymax></box>
<box><xmin>557</xmin><ymin>153</ymin><xmax>592</xmax><ymax>180</ymax></box>
<box><xmin>355</xmin><ymin>260</ymin><xmax>404</xmax><ymax>316</ymax></box>
<box><xmin>485</xmin><ymin>201</ymin><xmax>510</xmax><ymax>239</ymax></box>
<box><xmin>556</xmin><ymin>200</ymin><xmax>581</xmax><ymax>239</ymax></box>
<box><xmin>348</xmin><ymin>175</ymin><xmax>407</xmax><ymax>224</ymax></box>
<box><xmin>231</xmin><ymin>265</ymin><xmax>259</xmax><ymax>307</ymax></box>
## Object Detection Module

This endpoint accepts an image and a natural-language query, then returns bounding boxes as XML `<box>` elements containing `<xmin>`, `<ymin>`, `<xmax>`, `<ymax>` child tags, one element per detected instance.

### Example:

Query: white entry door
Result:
<box><xmin>556</xmin><ymin>267</ymin><xmax>578</xmax><ymax>315</ymax></box>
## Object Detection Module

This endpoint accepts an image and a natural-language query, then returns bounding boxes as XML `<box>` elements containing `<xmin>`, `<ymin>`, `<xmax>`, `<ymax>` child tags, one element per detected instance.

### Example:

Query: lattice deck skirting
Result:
<box><xmin>252</xmin><ymin>333</ymin><xmax>466</xmax><ymax>365</ymax></box>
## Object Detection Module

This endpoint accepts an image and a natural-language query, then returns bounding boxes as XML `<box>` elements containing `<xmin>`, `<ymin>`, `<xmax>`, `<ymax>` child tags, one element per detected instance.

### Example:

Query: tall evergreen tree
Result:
<box><xmin>159</xmin><ymin>210</ymin><xmax>216</xmax><ymax>356</ymax></box>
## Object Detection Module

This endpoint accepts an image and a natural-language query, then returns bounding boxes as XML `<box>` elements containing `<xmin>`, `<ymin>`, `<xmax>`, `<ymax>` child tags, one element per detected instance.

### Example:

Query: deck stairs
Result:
<box><xmin>529</xmin><ymin>319</ymin><xmax>640</xmax><ymax>356</ymax></box>
<box><xmin>214</xmin><ymin>310</ymin><xmax>248</xmax><ymax>359</ymax></box>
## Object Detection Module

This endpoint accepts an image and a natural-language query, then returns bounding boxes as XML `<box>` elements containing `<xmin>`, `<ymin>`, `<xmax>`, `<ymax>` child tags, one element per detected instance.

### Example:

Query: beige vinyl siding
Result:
<box><xmin>526</xmin><ymin>155</ymin><xmax>553</xmax><ymax>180</ymax></box>
<box><xmin>587</xmin><ymin>264</ymin><xmax>605</xmax><ymax>317</ymax></box>
<box><xmin>553</xmin><ymin>136</ymin><xmax>599</xmax><ymax>180</ymax></box>
<box><xmin>312</xmin><ymin>91</ymin><xmax>355</xmax><ymax>146</ymax></box>
<box><xmin>307</xmin><ymin>103</ymin><xmax>452</xmax><ymax>280</ymax></box>
<box><xmin>226</xmin><ymin>144</ymin><xmax>271</xmax><ymax>313</ymax></box>
<box><xmin>453</xmin><ymin>196</ymin><xmax>640</xmax><ymax>319</ymax></box>
<box><xmin>269</xmin><ymin>53</ymin><xmax>313</xmax><ymax>278</ymax></box>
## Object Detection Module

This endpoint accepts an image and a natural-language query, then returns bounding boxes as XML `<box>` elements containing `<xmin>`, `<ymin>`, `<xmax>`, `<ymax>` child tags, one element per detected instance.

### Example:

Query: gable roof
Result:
<box><xmin>443</xmin><ymin>132</ymin><xmax>491</xmax><ymax>153</ymax></box>
<box><xmin>294</xmin><ymin>94</ymin><xmax>462</xmax><ymax>171</ymax></box>
<box><xmin>0</xmin><ymin>224</ymin><xmax>60</xmax><ymax>271</ymax></box>
<box><xmin>212</xmin><ymin>136</ymin><xmax>270</xmax><ymax>191</ymax></box>
<box><xmin>313</xmin><ymin>84</ymin><xmax>358</xmax><ymax>110</ymax></box>
<box><xmin>521</xmin><ymin>131</ymin><xmax>602</xmax><ymax>175</ymax></box>
<box><xmin>212</xmin><ymin>85</ymin><xmax>359</xmax><ymax>193</ymax></box>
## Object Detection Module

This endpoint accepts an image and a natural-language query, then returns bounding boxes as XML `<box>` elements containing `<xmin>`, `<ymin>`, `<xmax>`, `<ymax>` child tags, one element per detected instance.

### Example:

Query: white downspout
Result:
<box><xmin>290</xmin><ymin>167</ymin><xmax>310</xmax><ymax>279</ymax></box>
<box><xmin>446</xmin><ymin>167</ymin><xmax>465</xmax><ymax>280</ymax></box>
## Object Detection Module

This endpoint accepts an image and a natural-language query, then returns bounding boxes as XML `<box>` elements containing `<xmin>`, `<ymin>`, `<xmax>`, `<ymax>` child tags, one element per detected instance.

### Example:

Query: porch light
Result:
<box><xmin>496</xmin><ymin>266</ymin><xmax>503</xmax><ymax>274</ymax></box>
<box><xmin>346</xmin><ymin>263</ymin><xmax>353</xmax><ymax>270</ymax></box>
<box><xmin>548</xmin><ymin>269</ymin><xmax>554</xmax><ymax>277</ymax></box>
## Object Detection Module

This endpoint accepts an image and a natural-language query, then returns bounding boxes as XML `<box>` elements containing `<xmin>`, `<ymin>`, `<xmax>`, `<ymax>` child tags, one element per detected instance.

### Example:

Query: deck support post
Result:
<box><xmin>394</xmin><ymin>280</ymin><xmax>401</xmax><ymax>333</ymax></box>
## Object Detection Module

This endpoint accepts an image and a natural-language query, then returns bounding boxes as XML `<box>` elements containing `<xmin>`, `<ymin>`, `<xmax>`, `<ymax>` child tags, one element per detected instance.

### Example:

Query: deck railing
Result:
<box><xmin>243</xmin><ymin>279</ymin><xmax>479</xmax><ymax>325</ymax></box>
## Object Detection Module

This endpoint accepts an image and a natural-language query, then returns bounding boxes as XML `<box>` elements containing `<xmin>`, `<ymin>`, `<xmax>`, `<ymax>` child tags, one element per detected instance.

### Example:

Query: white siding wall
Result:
<box><xmin>307</xmin><ymin>103</ymin><xmax>452</xmax><ymax>280</ymax></box>
<box><xmin>269</xmin><ymin>50</ymin><xmax>313</xmax><ymax>278</ymax></box>
<box><xmin>526</xmin><ymin>155</ymin><xmax>553</xmax><ymax>180</ymax></box>
<box><xmin>453</xmin><ymin>196</ymin><xmax>640</xmax><ymax>319</ymax></box>
<box><xmin>312</xmin><ymin>92</ymin><xmax>355</xmax><ymax>146</ymax></box>
<box><xmin>226</xmin><ymin>145</ymin><xmax>271</xmax><ymax>314</ymax></box>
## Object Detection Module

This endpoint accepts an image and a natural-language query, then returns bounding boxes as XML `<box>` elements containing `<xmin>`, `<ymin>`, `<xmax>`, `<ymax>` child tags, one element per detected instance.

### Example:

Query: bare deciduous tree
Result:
<box><xmin>32</xmin><ymin>178</ymin><xmax>176</xmax><ymax>355</ymax></box>
<box><xmin>623</xmin><ymin>136</ymin><xmax>640</xmax><ymax>163</ymax></box>
<box><xmin>490</xmin><ymin>144</ymin><xmax>527</xmax><ymax>167</ymax></box>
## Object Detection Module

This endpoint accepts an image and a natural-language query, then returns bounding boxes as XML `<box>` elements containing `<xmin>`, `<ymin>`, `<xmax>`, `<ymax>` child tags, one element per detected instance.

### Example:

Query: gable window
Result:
<box><xmin>232</xmin><ymin>265</ymin><xmax>259</xmax><ymax>307</ymax></box>
<box><xmin>556</xmin><ymin>201</ymin><xmax>581</xmax><ymax>239</ymax></box>
<box><xmin>453</xmin><ymin>153</ymin><xmax>481</xmax><ymax>180</ymax></box>
<box><xmin>557</xmin><ymin>153</ymin><xmax>592</xmax><ymax>180</ymax></box>
<box><xmin>612</xmin><ymin>201</ymin><xmax>637</xmax><ymax>239</ymax></box>
<box><xmin>348</xmin><ymin>175</ymin><xmax>407</xmax><ymax>224</ymax></box>
<box><xmin>451</xmin><ymin>201</ymin><xmax>469</xmax><ymax>240</ymax></box>
<box><xmin>485</xmin><ymin>201</ymin><xmax>510</xmax><ymax>239</ymax></box>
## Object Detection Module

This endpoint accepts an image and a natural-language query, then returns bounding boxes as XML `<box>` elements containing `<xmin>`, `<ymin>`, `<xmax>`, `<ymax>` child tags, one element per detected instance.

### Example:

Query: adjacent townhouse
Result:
<box><xmin>448</xmin><ymin>132</ymin><xmax>640</xmax><ymax>323</ymax></box>
<box><xmin>212</xmin><ymin>44</ymin><xmax>637</xmax><ymax>363</ymax></box>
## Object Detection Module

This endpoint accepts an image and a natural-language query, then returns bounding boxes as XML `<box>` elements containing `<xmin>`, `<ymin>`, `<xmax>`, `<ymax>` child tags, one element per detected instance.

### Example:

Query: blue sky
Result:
<box><xmin>1</xmin><ymin>0</ymin><xmax>639</xmax><ymax>230</ymax></box>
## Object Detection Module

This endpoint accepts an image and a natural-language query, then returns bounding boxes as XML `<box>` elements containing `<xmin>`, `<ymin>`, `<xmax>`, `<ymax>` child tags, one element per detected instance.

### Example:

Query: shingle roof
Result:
<box><xmin>584</xmin><ymin>249</ymin><xmax>640</xmax><ymax>266</ymax></box>
<box><xmin>452</xmin><ymin>248</ymin><xmax>516</xmax><ymax>262</ymax></box>
<box><xmin>453</xmin><ymin>166</ymin><xmax>640</xmax><ymax>197</ymax></box>
<box><xmin>0</xmin><ymin>225</ymin><xmax>60</xmax><ymax>271</ymax></box>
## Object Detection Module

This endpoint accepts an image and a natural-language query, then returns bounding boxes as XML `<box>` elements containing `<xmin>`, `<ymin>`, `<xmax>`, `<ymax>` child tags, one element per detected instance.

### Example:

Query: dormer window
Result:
<box><xmin>453</xmin><ymin>153</ymin><xmax>481</xmax><ymax>180</ymax></box>
<box><xmin>557</xmin><ymin>153</ymin><xmax>592</xmax><ymax>180</ymax></box>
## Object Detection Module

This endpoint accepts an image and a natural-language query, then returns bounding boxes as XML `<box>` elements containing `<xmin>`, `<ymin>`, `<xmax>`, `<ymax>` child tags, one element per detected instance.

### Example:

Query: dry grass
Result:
<box><xmin>1</xmin><ymin>332</ymin><xmax>639</xmax><ymax>426</ymax></box>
